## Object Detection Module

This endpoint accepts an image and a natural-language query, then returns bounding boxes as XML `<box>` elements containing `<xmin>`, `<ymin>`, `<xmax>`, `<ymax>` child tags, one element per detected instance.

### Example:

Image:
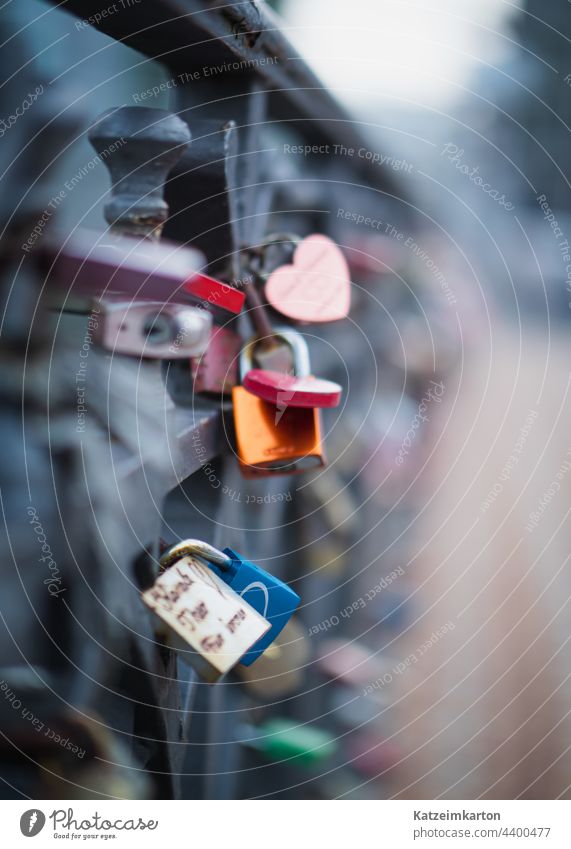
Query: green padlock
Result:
<box><xmin>239</xmin><ymin>718</ymin><xmax>336</xmax><ymax>766</ymax></box>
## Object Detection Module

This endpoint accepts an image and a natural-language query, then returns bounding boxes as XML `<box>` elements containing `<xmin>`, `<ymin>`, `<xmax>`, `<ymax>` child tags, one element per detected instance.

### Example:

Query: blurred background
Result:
<box><xmin>272</xmin><ymin>0</ymin><xmax>571</xmax><ymax>799</ymax></box>
<box><xmin>1</xmin><ymin>0</ymin><xmax>570</xmax><ymax>800</ymax></box>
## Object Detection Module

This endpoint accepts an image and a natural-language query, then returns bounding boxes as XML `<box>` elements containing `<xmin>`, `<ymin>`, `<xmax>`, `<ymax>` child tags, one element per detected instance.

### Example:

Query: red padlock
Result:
<box><xmin>191</xmin><ymin>325</ymin><xmax>241</xmax><ymax>394</ymax></box>
<box><xmin>232</xmin><ymin>330</ymin><xmax>328</xmax><ymax>477</ymax></box>
<box><xmin>184</xmin><ymin>272</ymin><xmax>245</xmax><ymax>314</ymax></box>
<box><xmin>46</xmin><ymin>230</ymin><xmax>245</xmax><ymax>314</ymax></box>
<box><xmin>243</xmin><ymin>369</ymin><xmax>342</xmax><ymax>408</ymax></box>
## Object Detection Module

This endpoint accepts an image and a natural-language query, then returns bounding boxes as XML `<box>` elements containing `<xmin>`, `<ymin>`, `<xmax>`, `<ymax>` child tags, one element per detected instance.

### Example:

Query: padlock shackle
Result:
<box><xmin>243</xmin><ymin>233</ymin><xmax>301</xmax><ymax>281</ymax></box>
<box><xmin>240</xmin><ymin>327</ymin><xmax>311</xmax><ymax>382</ymax></box>
<box><xmin>159</xmin><ymin>539</ymin><xmax>232</xmax><ymax>572</ymax></box>
<box><xmin>259</xmin><ymin>232</ymin><xmax>301</xmax><ymax>250</ymax></box>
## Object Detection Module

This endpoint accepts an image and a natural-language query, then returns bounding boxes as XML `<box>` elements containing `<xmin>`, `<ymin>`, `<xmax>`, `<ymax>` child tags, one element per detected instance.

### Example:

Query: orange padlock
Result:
<box><xmin>232</xmin><ymin>330</ymin><xmax>326</xmax><ymax>478</ymax></box>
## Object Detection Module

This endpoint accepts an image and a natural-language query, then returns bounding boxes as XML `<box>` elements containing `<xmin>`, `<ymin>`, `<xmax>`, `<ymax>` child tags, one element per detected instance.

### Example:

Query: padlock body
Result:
<box><xmin>191</xmin><ymin>325</ymin><xmax>240</xmax><ymax>394</ymax></box>
<box><xmin>210</xmin><ymin>548</ymin><xmax>300</xmax><ymax>666</ymax></box>
<box><xmin>232</xmin><ymin>386</ymin><xmax>326</xmax><ymax>477</ymax></box>
<box><xmin>141</xmin><ymin>555</ymin><xmax>270</xmax><ymax>681</ymax></box>
<box><xmin>95</xmin><ymin>298</ymin><xmax>212</xmax><ymax>358</ymax></box>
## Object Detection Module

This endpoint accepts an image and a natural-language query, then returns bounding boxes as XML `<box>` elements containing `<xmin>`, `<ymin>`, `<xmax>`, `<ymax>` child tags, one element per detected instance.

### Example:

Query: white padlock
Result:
<box><xmin>94</xmin><ymin>297</ymin><xmax>212</xmax><ymax>359</ymax></box>
<box><xmin>141</xmin><ymin>554</ymin><xmax>270</xmax><ymax>682</ymax></box>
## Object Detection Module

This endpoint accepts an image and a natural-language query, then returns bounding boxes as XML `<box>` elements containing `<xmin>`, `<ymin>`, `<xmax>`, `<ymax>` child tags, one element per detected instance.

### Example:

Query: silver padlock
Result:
<box><xmin>94</xmin><ymin>297</ymin><xmax>212</xmax><ymax>359</ymax></box>
<box><xmin>239</xmin><ymin>326</ymin><xmax>311</xmax><ymax>380</ymax></box>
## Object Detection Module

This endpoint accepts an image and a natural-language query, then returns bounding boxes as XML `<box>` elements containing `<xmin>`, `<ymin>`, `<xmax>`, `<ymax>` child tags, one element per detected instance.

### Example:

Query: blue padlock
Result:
<box><xmin>159</xmin><ymin>540</ymin><xmax>300</xmax><ymax>666</ymax></box>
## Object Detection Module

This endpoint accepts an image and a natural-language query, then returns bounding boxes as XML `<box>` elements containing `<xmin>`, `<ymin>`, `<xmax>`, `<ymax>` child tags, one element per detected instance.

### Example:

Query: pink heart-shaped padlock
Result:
<box><xmin>264</xmin><ymin>234</ymin><xmax>351</xmax><ymax>323</ymax></box>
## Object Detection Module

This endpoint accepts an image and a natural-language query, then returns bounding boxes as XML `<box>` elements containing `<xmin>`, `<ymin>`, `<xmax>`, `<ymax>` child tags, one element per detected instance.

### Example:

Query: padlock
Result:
<box><xmin>237</xmin><ymin>718</ymin><xmax>337</xmax><ymax>766</ymax></box>
<box><xmin>242</xmin><ymin>275</ymin><xmax>295</xmax><ymax>374</ymax></box>
<box><xmin>159</xmin><ymin>540</ymin><xmax>300</xmax><ymax>666</ymax></box>
<box><xmin>316</xmin><ymin>638</ymin><xmax>395</xmax><ymax>689</ymax></box>
<box><xmin>243</xmin><ymin>370</ymin><xmax>342</xmax><ymax>408</ymax></box>
<box><xmin>232</xmin><ymin>329</ymin><xmax>327</xmax><ymax>477</ymax></box>
<box><xmin>94</xmin><ymin>296</ymin><xmax>212</xmax><ymax>358</ymax></box>
<box><xmin>190</xmin><ymin>325</ymin><xmax>241</xmax><ymax>394</ymax></box>
<box><xmin>246</xmin><ymin>232</ymin><xmax>351</xmax><ymax>323</ymax></box>
<box><xmin>86</xmin><ymin>106</ymin><xmax>245</xmax><ymax>317</ymax></box>
<box><xmin>346</xmin><ymin>732</ymin><xmax>401</xmax><ymax>778</ymax></box>
<box><xmin>240</xmin><ymin>324</ymin><xmax>342</xmax><ymax>411</ymax></box>
<box><xmin>141</xmin><ymin>544</ymin><xmax>270</xmax><ymax>682</ymax></box>
<box><xmin>47</xmin><ymin>229</ymin><xmax>245</xmax><ymax>316</ymax></box>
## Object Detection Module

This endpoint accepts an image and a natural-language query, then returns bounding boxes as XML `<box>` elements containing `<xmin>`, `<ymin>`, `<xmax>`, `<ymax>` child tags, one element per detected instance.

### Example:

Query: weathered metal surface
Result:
<box><xmin>1</xmin><ymin>0</ymin><xmax>410</xmax><ymax>801</ymax></box>
<box><xmin>49</xmin><ymin>0</ymin><xmax>400</xmax><ymax>192</ymax></box>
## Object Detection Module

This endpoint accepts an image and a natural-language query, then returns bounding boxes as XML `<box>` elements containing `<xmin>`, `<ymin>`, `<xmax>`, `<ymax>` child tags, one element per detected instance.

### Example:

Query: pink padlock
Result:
<box><xmin>264</xmin><ymin>234</ymin><xmax>351</xmax><ymax>323</ymax></box>
<box><xmin>191</xmin><ymin>325</ymin><xmax>241</xmax><ymax>394</ymax></box>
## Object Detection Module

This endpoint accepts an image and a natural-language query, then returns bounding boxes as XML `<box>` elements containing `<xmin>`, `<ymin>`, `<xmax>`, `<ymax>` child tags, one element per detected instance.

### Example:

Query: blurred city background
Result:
<box><xmin>1</xmin><ymin>0</ymin><xmax>570</xmax><ymax>800</ymax></box>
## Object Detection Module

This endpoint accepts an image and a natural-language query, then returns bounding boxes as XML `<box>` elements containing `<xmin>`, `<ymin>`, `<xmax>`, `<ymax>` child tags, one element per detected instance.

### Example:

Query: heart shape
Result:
<box><xmin>265</xmin><ymin>234</ymin><xmax>351</xmax><ymax>323</ymax></box>
<box><xmin>243</xmin><ymin>369</ymin><xmax>342</xmax><ymax>408</ymax></box>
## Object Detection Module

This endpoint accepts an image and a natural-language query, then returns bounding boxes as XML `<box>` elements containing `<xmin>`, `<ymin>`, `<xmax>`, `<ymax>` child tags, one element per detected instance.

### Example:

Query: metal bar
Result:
<box><xmin>49</xmin><ymin>0</ymin><xmax>397</xmax><ymax>192</ymax></box>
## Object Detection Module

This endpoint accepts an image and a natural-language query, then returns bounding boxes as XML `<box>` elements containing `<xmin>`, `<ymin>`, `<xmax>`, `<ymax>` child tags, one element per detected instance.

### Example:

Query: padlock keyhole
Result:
<box><xmin>143</xmin><ymin>313</ymin><xmax>174</xmax><ymax>345</ymax></box>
